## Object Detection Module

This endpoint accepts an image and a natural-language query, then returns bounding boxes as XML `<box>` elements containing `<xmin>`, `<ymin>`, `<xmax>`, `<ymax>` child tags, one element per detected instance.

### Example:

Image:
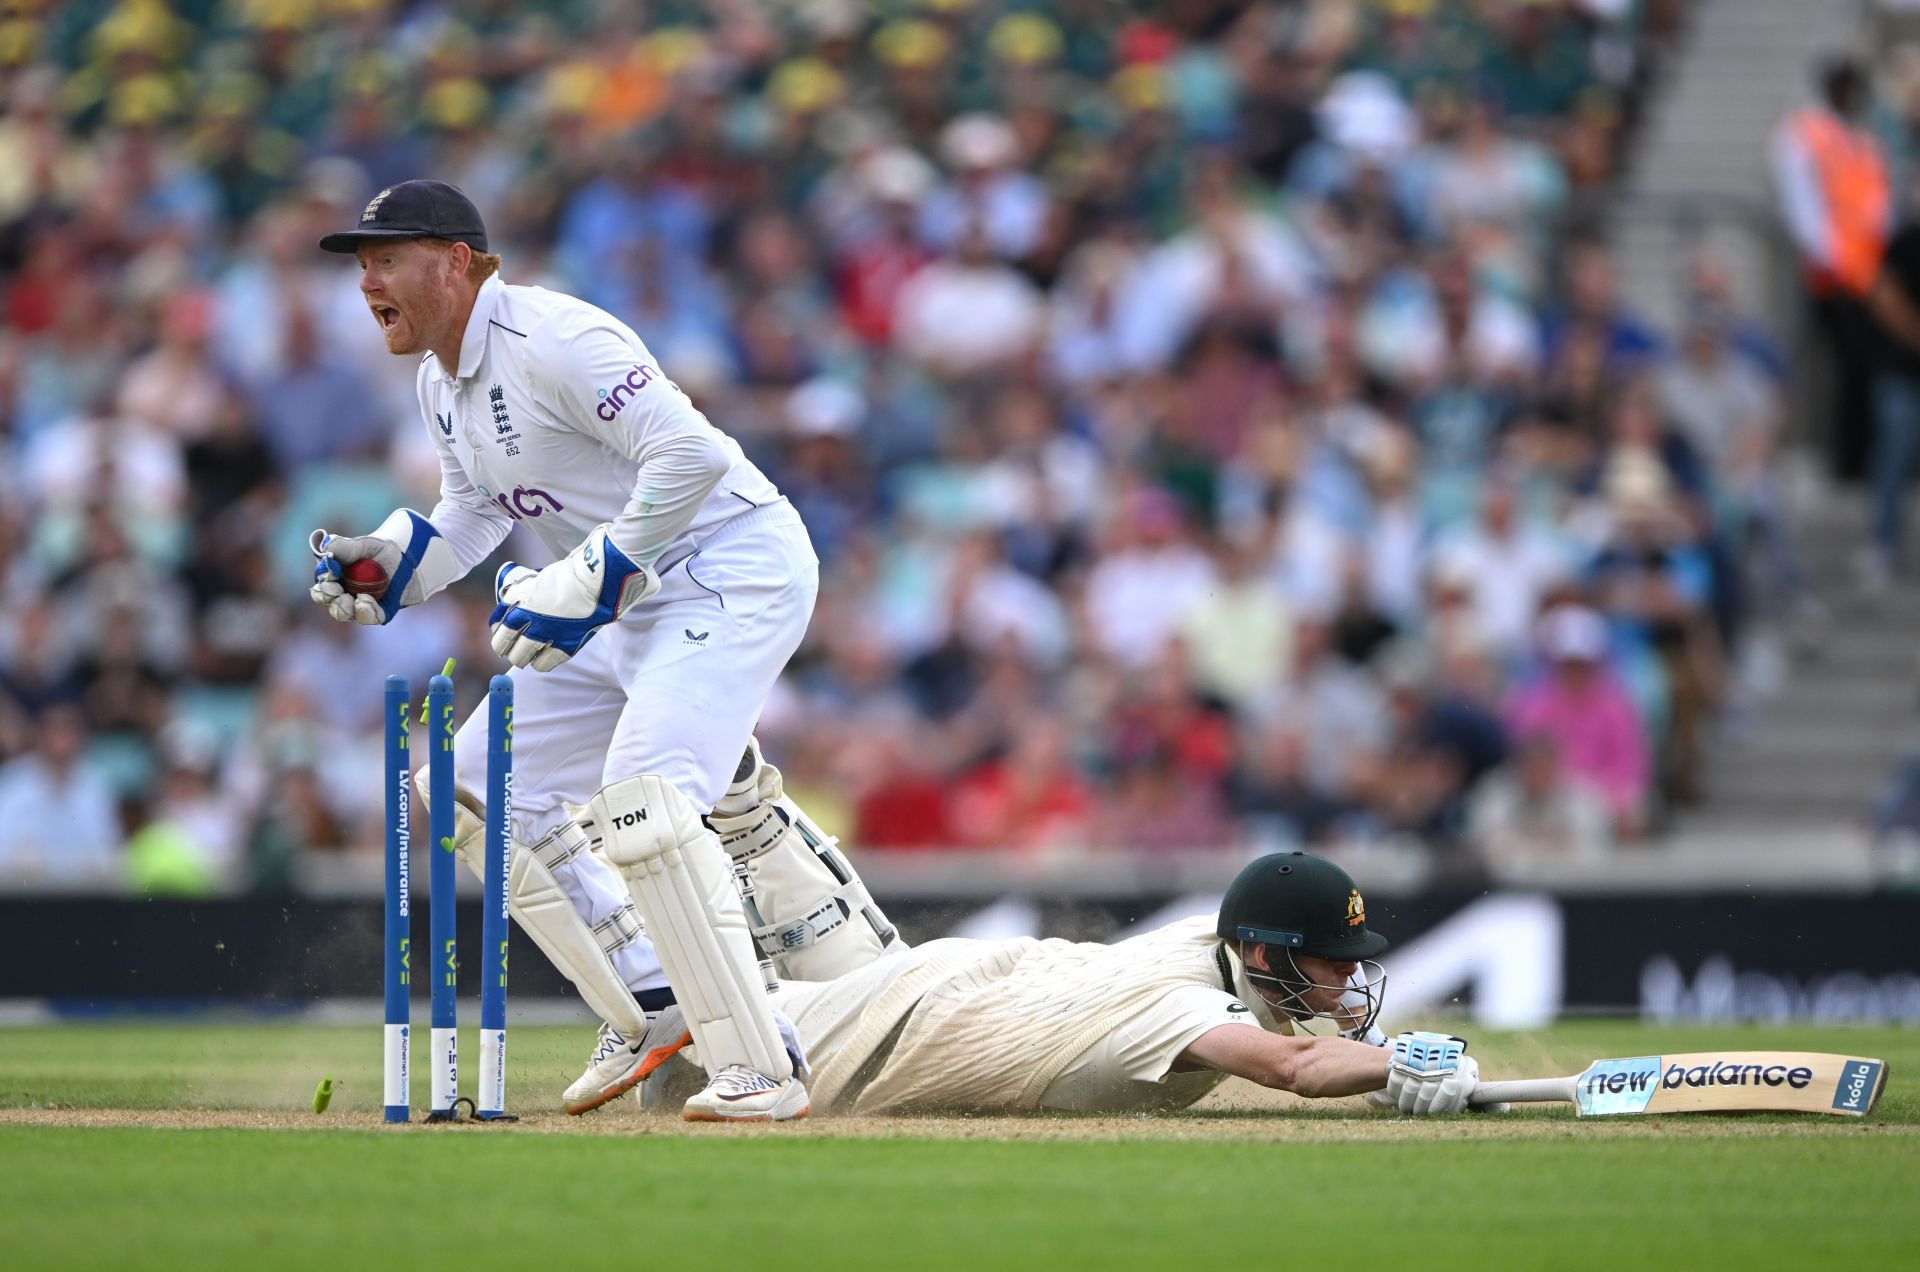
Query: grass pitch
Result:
<box><xmin>1</xmin><ymin>1021</ymin><xmax>1914</xmax><ymax>1269</ymax></box>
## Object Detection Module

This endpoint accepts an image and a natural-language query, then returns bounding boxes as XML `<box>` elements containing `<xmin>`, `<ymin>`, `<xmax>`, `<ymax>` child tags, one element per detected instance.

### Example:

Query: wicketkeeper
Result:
<box><xmin>308</xmin><ymin>180</ymin><xmax>898</xmax><ymax>1121</ymax></box>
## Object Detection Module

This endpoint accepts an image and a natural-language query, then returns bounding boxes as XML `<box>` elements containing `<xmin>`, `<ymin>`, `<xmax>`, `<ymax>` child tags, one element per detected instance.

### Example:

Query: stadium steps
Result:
<box><xmin>1599</xmin><ymin>0</ymin><xmax>1904</xmax><ymax>841</ymax></box>
<box><xmin>1682</xmin><ymin>487</ymin><xmax>1920</xmax><ymax>834</ymax></box>
<box><xmin>1608</xmin><ymin>0</ymin><xmax>1859</xmax><ymax>333</ymax></box>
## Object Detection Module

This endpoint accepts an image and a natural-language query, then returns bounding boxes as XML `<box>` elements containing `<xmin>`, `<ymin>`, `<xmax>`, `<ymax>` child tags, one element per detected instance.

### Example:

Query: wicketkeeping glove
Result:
<box><xmin>309</xmin><ymin>509</ymin><xmax>458</xmax><ymax>625</ymax></box>
<box><xmin>489</xmin><ymin>524</ymin><xmax>659</xmax><ymax>672</ymax></box>
<box><xmin>1382</xmin><ymin>1030</ymin><xmax>1480</xmax><ymax>1115</ymax></box>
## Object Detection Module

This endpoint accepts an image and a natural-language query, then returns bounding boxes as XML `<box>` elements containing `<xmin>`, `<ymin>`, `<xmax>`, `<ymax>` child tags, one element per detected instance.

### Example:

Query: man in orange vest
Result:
<box><xmin>1773</xmin><ymin>57</ymin><xmax>1890</xmax><ymax>481</ymax></box>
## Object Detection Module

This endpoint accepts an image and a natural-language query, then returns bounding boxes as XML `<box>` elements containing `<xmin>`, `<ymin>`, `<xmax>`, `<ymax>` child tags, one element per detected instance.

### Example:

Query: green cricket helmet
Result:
<box><xmin>1216</xmin><ymin>851</ymin><xmax>1389</xmax><ymax>959</ymax></box>
<box><xmin>1216</xmin><ymin>852</ymin><xmax>1388</xmax><ymax>1032</ymax></box>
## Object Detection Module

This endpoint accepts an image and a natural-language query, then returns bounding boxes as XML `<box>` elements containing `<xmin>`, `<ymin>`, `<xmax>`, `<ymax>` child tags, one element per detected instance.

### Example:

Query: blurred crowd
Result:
<box><xmin>0</xmin><ymin>0</ymin><xmax>1810</xmax><ymax>896</ymax></box>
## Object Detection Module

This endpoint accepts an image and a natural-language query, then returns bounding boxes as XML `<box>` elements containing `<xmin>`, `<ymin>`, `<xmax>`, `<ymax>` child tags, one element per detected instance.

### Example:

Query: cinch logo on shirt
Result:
<box><xmin>595</xmin><ymin>363</ymin><xmax>659</xmax><ymax>421</ymax></box>
<box><xmin>489</xmin><ymin>485</ymin><xmax>564</xmax><ymax>521</ymax></box>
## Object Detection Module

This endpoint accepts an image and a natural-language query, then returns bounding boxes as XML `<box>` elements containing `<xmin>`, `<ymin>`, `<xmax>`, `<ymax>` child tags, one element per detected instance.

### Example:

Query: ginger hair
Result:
<box><xmin>421</xmin><ymin>237</ymin><xmax>501</xmax><ymax>283</ymax></box>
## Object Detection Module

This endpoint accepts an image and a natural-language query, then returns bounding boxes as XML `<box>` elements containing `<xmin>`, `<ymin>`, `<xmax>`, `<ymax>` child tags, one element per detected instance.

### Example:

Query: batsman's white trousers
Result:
<box><xmin>454</xmin><ymin>500</ymin><xmax>819</xmax><ymax>997</ymax></box>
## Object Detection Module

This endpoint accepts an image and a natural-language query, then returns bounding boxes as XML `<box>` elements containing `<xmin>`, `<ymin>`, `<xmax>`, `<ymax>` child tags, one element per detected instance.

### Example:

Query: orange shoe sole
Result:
<box><xmin>563</xmin><ymin>1030</ymin><xmax>692</xmax><ymax>1115</ymax></box>
<box><xmin>682</xmin><ymin>1103</ymin><xmax>811</xmax><ymax>1124</ymax></box>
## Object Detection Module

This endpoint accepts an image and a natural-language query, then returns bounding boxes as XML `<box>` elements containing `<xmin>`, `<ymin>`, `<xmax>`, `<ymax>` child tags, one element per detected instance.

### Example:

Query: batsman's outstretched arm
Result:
<box><xmin>1178</xmin><ymin>1025</ymin><xmax>1390</xmax><ymax>1098</ymax></box>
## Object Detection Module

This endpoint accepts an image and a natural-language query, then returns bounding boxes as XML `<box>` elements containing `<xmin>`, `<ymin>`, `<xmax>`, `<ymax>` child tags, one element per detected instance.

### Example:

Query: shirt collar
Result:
<box><xmin>441</xmin><ymin>274</ymin><xmax>504</xmax><ymax>383</ymax></box>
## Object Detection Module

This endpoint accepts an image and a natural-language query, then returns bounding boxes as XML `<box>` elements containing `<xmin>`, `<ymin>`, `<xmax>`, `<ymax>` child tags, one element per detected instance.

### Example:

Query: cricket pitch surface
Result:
<box><xmin>3</xmin><ymin>1020</ymin><xmax>1915</xmax><ymax>1269</ymax></box>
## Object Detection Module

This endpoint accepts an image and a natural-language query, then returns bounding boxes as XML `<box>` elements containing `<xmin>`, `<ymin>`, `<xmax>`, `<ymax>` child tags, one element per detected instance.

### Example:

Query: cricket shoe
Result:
<box><xmin>682</xmin><ymin>1065</ymin><xmax>811</xmax><ymax>1123</ymax></box>
<box><xmin>563</xmin><ymin>1006</ymin><xmax>692</xmax><ymax>1115</ymax></box>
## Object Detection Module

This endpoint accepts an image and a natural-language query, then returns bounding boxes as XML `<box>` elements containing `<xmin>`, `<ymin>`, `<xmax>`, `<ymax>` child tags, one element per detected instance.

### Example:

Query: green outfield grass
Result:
<box><xmin>1</xmin><ymin>1021</ymin><xmax>1915</xmax><ymax>1270</ymax></box>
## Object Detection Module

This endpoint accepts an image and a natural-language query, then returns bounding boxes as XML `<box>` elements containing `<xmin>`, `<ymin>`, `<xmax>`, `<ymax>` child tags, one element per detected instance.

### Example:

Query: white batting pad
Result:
<box><xmin>589</xmin><ymin>775</ymin><xmax>792</xmax><ymax>1080</ymax></box>
<box><xmin>507</xmin><ymin>831</ymin><xmax>651</xmax><ymax>1036</ymax></box>
<box><xmin>526</xmin><ymin>819</ymin><xmax>656</xmax><ymax>969</ymax></box>
<box><xmin>416</xmin><ymin>772</ymin><xmax>651</xmax><ymax>1035</ymax></box>
<box><xmin>708</xmin><ymin>771</ymin><xmax>897</xmax><ymax>982</ymax></box>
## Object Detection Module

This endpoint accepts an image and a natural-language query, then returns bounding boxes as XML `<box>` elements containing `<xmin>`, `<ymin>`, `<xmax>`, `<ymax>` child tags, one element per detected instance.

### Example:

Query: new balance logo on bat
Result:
<box><xmin>1585</xmin><ymin>1067</ymin><xmax>1656</xmax><ymax>1097</ymax></box>
<box><xmin>1578</xmin><ymin>1055</ymin><xmax>1821</xmax><ymax>1116</ymax></box>
<box><xmin>1661</xmin><ymin>1060</ymin><xmax>1813</xmax><ymax>1090</ymax></box>
<box><xmin>1575</xmin><ymin>1056</ymin><xmax>1661</xmax><ymax>1115</ymax></box>
<box><xmin>1583</xmin><ymin>1057</ymin><xmax>1816</xmax><ymax>1097</ymax></box>
<box><xmin>1582</xmin><ymin>1052</ymin><xmax>1804</xmax><ymax>1099</ymax></box>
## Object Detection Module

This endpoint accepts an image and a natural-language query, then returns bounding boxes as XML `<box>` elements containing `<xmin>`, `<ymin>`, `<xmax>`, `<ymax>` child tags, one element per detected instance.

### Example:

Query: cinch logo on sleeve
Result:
<box><xmin>1833</xmin><ymin>1060</ymin><xmax>1884</xmax><ymax>1112</ymax></box>
<box><xmin>595</xmin><ymin>363</ymin><xmax>659</xmax><ymax>421</ymax></box>
<box><xmin>1576</xmin><ymin>1056</ymin><xmax>1660</xmax><ymax>1115</ymax></box>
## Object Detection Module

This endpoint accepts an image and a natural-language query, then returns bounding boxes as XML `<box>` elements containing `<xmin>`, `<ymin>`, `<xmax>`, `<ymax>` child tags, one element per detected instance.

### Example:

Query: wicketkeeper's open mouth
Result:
<box><xmin>374</xmin><ymin>305</ymin><xmax>400</xmax><ymax>329</ymax></box>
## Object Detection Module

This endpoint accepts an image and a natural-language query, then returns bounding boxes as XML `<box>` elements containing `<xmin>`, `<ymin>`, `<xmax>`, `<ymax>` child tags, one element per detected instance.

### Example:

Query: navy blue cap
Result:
<box><xmin>319</xmin><ymin>179</ymin><xmax>488</xmax><ymax>254</ymax></box>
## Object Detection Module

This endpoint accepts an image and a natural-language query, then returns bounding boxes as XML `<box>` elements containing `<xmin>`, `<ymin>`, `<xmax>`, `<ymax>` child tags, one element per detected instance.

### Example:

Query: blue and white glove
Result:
<box><xmin>489</xmin><ymin>524</ymin><xmax>659</xmax><ymax>672</ymax></box>
<box><xmin>1381</xmin><ymin>1030</ymin><xmax>1480</xmax><ymax>1114</ymax></box>
<box><xmin>309</xmin><ymin>509</ymin><xmax>458</xmax><ymax>626</ymax></box>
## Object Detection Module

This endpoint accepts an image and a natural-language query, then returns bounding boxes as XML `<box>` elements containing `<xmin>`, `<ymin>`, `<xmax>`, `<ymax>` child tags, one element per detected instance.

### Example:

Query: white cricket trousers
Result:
<box><xmin>454</xmin><ymin>500</ymin><xmax>819</xmax><ymax>997</ymax></box>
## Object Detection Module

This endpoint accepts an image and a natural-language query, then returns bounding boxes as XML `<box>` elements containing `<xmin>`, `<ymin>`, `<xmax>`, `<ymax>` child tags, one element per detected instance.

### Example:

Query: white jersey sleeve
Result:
<box><xmin>1086</xmin><ymin>984</ymin><xmax>1261</xmax><ymax>1085</ymax></box>
<box><xmin>417</xmin><ymin>357</ymin><xmax>514</xmax><ymax>576</ymax></box>
<box><xmin>526</xmin><ymin>318</ymin><xmax>729</xmax><ymax>568</ymax></box>
<box><xmin>1037</xmin><ymin>984</ymin><xmax>1260</xmax><ymax>1114</ymax></box>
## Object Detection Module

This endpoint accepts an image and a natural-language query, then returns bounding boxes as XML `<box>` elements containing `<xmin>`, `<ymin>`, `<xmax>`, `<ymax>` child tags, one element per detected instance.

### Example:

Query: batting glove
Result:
<box><xmin>1383</xmin><ymin>1030</ymin><xmax>1479</xmax><ymax>1115</ymax></box>
<box><xmin>489</xmin><ymin>524</ymin><xmax>659</xmax><ymax>672</ymax></box>
<box><xmin>309</xmin><ymin>509</ymin><xmax>457</xmax><ymax>625</ymax></box>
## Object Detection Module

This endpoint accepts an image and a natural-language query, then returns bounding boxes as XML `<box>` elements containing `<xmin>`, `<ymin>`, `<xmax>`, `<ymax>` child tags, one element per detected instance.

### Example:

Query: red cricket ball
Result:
<box><xmin>340</xmin><ymin>557</ymin><xmax>389</xmax><ymax>599</ymax></box>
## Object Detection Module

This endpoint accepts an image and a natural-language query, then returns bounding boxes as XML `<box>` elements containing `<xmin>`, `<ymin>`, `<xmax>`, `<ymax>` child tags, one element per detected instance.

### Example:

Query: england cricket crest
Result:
<box><xmin>488</xmin><ymin>384</ymin><xmax>522</xmax><ymax>455</ymax></box>
<box><xmin>362</xmin><ymin>188</ymin><xmax>392</xmax><ymax>222</ymax></box>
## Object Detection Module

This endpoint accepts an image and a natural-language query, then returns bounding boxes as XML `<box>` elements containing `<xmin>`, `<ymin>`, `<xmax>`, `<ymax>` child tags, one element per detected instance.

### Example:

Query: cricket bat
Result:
<box><xmin>1468</xmin><ymin>1051</ymin><xmax>1887</xmax><ymax>1117</ymax></box>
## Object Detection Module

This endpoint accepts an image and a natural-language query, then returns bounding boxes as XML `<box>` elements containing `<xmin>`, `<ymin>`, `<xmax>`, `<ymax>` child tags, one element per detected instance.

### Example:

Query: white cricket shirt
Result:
<box><xmin>416</xmin><ymin>275</ymin><xmax>780</xmax><ymax>574</ymax></box>
<box><xmin>787</xmin><ymin>916</ymin><xmax>1288</xmax><ymax>1115</ymax></box>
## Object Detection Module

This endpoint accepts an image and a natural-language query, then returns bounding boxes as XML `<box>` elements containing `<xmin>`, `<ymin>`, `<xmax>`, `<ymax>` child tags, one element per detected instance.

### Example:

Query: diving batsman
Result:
<box><xmin>632</xmin><ymin>848</ymin><xmax>1487</xmax><ymax>1118</ymax></box>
